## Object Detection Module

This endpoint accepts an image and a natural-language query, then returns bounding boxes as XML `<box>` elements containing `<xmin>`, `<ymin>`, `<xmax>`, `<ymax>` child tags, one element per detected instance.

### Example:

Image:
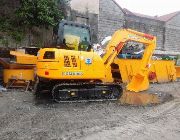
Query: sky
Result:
<box><xmin>115</xmin><ymin>0</ymin><xmax>180</xmax><ymax>16</ymax></box>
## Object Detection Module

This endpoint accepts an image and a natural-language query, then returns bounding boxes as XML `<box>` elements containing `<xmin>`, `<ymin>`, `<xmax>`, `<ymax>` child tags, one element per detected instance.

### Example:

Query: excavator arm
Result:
<box><xmin>102</xmin><ymin>29</ymin><xmax>156</xmax><ymax>92</ymax></box>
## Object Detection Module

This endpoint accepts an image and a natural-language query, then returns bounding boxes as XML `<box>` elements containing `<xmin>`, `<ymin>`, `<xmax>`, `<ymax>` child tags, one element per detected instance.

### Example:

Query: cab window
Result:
<box><xmin>63</xmin><ymin>25</ymin><xmax>90</xmax><ymax>51</ymax></box>
<box><xmin>43</xmin><ymin>51</ymin><xmax>55</xmax><ymax>59</ymax></box>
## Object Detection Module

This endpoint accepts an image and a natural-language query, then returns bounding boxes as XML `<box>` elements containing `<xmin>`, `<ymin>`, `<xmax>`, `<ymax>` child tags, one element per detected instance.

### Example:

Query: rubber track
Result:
<box><xmin>52</xmin><ymin>82</ymin><xmax>123</xmax><ymax>103</ymax></box>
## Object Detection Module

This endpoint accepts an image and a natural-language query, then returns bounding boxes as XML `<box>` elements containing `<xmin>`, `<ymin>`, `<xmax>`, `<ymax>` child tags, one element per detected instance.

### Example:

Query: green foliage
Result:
<box><xmin>0</xmin><ymin>0</ymin><xmax>68</xmax><ymax>47</ymax></box>
<box><xmin>0</xmin><ymin>18</ymin><xmax>12</xmax><ymax>32</ymax></box>
<box><xmin>0</xmin><ymin>38</ymin><xmax>9</xmax><ymax>47</ymax></box>
<box><xmin>0</xmin><ymin>17</ymin><xmax>25</xmax><ymax>46</ymax></box>
<box><xmin>16</xmin><ymin>0</ymin><xmax>64</xmax><ymax>28</ymax></box>
<box><xmin>10</xmin><ymin>31</ymin><xmax>25</xmax><ymax>45</ymax></box>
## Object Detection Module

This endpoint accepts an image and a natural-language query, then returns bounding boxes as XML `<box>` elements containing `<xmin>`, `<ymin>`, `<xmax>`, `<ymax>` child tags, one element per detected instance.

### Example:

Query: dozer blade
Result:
<box><xmin>127</xmin><ymin>73</ymin><xmax>149</xmax><ymax>92</ymax></box>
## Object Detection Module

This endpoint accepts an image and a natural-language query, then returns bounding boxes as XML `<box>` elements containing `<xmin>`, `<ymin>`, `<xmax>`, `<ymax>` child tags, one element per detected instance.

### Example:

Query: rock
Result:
<box><xmin>0</xmin><ymin>85</ymin><xmax>7</xmax><ymax>92</ymax></box>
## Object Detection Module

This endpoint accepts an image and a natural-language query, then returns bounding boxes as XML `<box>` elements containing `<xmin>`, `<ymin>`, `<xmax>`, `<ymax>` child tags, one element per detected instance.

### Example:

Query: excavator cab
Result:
<box><xmin>53</xmin><ymin>20</ymin><xmax>91</xmax><ymax>51</ymax></box>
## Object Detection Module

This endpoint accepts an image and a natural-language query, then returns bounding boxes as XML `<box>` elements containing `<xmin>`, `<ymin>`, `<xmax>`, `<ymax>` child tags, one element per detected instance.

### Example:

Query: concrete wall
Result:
<box><xmin>98</xmin><ymin>0</ymin><xmax>125</xmax><ymax>42</ymax></box>
<box><xmin>68</xmin><ymin>9</ymin><xmax>98</xmax><ymax>43</ymax></box>
<box><xmin>0</xmin><ymin>27</ymin><xmax>53</xmax><ymax>48</ymax></box>
<box><xmin>164</xmin><ymin>13</ymin><xmax>180</xmax><ymax>52</ymax></box>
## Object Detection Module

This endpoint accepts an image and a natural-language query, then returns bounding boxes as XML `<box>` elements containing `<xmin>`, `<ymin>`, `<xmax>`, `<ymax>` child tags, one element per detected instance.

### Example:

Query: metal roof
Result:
<box><xmin>122</xmin><ymin>7</ymin><xmax>180</xmax><ymax>22</ymax></box>
<box><xmin>157</xmin><ymin>11</ymin><xmax>180</xmax><ymax>21</ymax></box>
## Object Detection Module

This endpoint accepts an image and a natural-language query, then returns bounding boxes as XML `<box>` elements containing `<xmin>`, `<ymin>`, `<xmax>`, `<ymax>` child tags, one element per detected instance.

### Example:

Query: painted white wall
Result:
<box><xmin>70</xmin><ymin>0</ymin><xmax>99</xmax><ymax>14</ymax></box>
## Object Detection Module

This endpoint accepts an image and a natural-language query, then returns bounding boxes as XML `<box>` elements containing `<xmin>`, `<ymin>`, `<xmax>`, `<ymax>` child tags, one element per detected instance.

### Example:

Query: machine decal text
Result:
<box><xmin>62</xmin><ymin>72</ymin><xmax>83</xmax><ymax>76</ymax></box>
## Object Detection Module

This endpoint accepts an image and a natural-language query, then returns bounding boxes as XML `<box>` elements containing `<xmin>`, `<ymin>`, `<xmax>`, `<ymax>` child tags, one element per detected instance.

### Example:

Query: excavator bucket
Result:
<box><xmin>121</xmin><ymin>73</ymin><xmax>172</xmax><ymax>106</ymax></box>
<box><xmin>126</xmin><ymin>73</ymin><xmax>149</xmax><ymax>92</ymax></box>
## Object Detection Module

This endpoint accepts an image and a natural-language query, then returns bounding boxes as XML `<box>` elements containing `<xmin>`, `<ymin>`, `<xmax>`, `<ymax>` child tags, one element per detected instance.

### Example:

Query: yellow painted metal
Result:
<box><xmin>103</xmin><ymin>29</ymin><xmax>156</xmax><ymax>68</ymax></box>
<box><xmin>127</xmin><ymin>74</ymin><xmax>149</xmax><ymax>92</ymax></box>
<box><xmin>120</xmin><ymin>91</ymin><xmax>159</xmax><ymax>105</ymax></box>
<box><xmin>175</xmin><ymin>66</ymin><xmax>180</xmax><ymax>78</ymax></box>
<box><xmin>35</xmin><ymin>28</ymin><xmax>170</xmax><ymax>105</ymax></box>
<box><xmin>3</xmin><ymin>69</ymin><xmax>34</xmax><ymax>84</ymax></box>
<box><xmin>36</xmin><ymin>29</ymin><xmax>156</xmax><ymax>92</ymax></box>
<box><xmin>102</xmin><ymin>29</ymin><xmax>156</xmax><ymax>92</ymax></box>
<box><xmin>10</xmin><ymin>51</ymin><xmax>37</xmax><ymax>65</ymax></box>
<box><xmin>37</xmin><ymin>48</ymin><xmax>105</xmax><ymax>80</ymax></box>
<box><xmin>113</xmin><ymin>59</ymin><xmax>141</xmax><ymax>83</ymax></box>
<box><xmin>150</xmin><ymin>60</ymin><xmax>176</xmax><ymax>82</ymax></box>
<box><xmin>114</xmin><ymin>59</ymin><xmax>177</xmax><ymax>83</ymax></box>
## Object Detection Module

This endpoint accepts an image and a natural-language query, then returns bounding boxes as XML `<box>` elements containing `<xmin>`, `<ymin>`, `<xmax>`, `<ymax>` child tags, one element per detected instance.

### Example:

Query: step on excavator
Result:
<box><xmin>34</xmin><ymin>20</ymin><xmax>160</xmax><ymax>104</ymax></box>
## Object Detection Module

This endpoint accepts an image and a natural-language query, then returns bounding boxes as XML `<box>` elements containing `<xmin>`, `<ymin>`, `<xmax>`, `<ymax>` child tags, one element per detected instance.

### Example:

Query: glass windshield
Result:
<box><xmin>63</xmin><ymin>25</ymin><xmax>90</xmax><ymax>51</ymax></box>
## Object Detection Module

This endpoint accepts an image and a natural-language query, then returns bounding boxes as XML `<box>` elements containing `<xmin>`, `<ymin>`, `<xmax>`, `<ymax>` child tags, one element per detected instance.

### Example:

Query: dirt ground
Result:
<box><xmin>0</xmin><ymin>82</ymin><xmax>179</xmax><ymax>140</ymax></box>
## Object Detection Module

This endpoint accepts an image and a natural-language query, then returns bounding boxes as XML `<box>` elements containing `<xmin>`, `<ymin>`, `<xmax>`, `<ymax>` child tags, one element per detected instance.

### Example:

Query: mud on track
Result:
<box><xmin>0</xmin><ymin>82</ymin><xmax>180</xmax><ymax>140</ymax></box>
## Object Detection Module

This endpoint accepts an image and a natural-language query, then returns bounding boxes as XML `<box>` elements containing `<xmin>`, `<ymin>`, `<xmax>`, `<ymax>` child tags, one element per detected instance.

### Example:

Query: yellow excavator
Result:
<box><xmin>34</xmin><ymin>20</ymin><xmax>156</xmax><ymax>102</ymax></box>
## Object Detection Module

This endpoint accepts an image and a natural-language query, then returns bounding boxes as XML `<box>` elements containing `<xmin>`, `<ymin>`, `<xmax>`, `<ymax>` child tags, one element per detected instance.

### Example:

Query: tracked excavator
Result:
<box><xmin>34</xmin><ymin>20</ymin><xmax>156</xmax><ymax>102</ymax></box>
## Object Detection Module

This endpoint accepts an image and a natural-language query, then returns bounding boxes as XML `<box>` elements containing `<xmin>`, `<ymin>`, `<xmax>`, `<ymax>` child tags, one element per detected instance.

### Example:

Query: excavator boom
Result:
<box><xmin>102</xmin><ymin>29</ymin><xmax>156</xmax><ymax>92</ymax></box>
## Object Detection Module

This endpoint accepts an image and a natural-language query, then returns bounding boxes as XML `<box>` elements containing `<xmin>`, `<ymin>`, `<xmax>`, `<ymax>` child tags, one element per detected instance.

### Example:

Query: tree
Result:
<box><xmin>0</xmin><ymin>0</ymin><xmax>69</xmax><ymax>47</ymax></box>
<box><xmin>15</xmin><ymin>0</ymin><xmax>68</xmax><ymax>46</ymax></box>
<box><xmin>16</xmin><ymin>0</ymin><xmax>64</xmax><ymax>28</ymax></box>
<box><xmin>57</xmin><ymin>0</ymin><xmax>71</xmax><ymax>18</ymax></box>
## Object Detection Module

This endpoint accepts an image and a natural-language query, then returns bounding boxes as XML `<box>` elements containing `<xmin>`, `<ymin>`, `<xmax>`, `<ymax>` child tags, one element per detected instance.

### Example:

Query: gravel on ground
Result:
<box><xmin>0</xmin><ymin>82</ymin><xmax>179</xmax><ymax>140</ymax></box>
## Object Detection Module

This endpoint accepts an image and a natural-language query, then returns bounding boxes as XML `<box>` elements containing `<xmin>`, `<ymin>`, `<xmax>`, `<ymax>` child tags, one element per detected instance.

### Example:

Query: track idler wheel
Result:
<box><xmin>111</xmin><ymin>86</ymin><xmax>122</xmax><ymax>99</ymax></box>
